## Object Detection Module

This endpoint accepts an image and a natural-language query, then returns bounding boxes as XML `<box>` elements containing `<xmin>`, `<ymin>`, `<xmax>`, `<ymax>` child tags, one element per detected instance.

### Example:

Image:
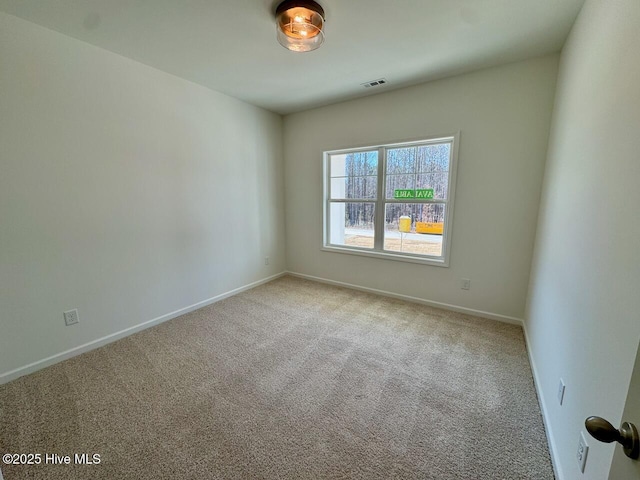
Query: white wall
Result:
<box><xmin>284</xmin><ymin>56</ymin><xmax>559</xmax><ymax>321</ymax></box>
<box><xmin>0</xmin><ymin>12</ymin><xmax>285</xmax><ymax>380</ymax></box>
<box><xmin>525</xmin><ymin>0</ymin><xmax>640</xmax><ymax>478</ymax></box>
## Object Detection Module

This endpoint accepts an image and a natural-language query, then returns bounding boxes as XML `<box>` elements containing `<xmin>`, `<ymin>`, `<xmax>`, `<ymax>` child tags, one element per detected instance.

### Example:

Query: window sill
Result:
<box><xmin>321</xmin><ymin>245</ymin><xmax>449</xmax><ymax>267</ymax></box>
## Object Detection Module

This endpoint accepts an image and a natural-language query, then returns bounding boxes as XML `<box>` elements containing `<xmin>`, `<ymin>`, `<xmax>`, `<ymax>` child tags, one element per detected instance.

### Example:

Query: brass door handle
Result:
<box><xmin>585</xmin><ymin>416</ymin><xmax>640</xmax><ymax>460</ymax></box>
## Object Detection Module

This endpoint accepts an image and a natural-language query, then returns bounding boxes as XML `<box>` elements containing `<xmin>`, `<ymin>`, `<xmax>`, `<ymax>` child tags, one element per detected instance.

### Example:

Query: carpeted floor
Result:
<box><xmin>0</xmin><ymin>276</ymin><xmax>554</xmax><ymax>479</ymax></box>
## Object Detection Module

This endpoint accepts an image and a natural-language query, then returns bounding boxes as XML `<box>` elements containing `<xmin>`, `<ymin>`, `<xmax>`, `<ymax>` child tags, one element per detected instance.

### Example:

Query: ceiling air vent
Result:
<box><xmin>361</xmin><ymin>78</ymin><xmax>387</xmax><ymax>88</ymax></box>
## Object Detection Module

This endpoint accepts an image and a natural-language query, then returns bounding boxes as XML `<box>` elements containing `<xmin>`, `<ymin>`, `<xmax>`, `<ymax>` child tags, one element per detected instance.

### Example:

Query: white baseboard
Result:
<box><xmin>285</xmin><ymin>271</ymin><xmax>524</xmax><ymax>326</ymax></box>
<box><xmin>522</xmin><ymin>323</ymin><xmax>563</xmax><ymax>480</ymax></box>
<box><xmin>0</xmin><ymin>272</ymin><xmax>286</xmax><ymax>385</ymax></box>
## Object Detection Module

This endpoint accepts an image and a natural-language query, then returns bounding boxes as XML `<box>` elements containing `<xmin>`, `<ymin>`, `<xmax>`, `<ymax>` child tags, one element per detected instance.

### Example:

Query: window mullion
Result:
<box><xmin>374</xmin><ymin>147</ymin><xmax>386</xmax><ymax>251</ymax></box>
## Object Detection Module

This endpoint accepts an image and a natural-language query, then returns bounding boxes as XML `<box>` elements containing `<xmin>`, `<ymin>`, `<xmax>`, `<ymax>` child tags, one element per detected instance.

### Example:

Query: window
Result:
<box><xmin>323</xmin><ymin>134</ymin><xmax>458</xmax><ymax>266</ymax></box>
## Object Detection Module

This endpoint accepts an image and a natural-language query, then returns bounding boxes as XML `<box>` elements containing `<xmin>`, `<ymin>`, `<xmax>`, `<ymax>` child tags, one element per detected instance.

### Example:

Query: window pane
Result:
<box><xmin>384</xmin><ymin>203</ymin><xmax>445</xmax><ymax>256</ymax></box>
<box><xmin>386</xmin><ymin>174</ymin><xmax>416</xmax><ymax>199</ymax></box>
<box><xmin>386</xmin><ymin>147</ymin><xmax>417</xmax><ymax>174</ymax></box>
<box><xmin>416</xmin><ymin>172</ymin><xmax>448</xmax><ymax>199</ymax></box>
<box><xmin>329</xmin><ymin>151</ymin><xmax>378</xmax><ymax>200</ymax></box>
<box><xmin>331</xmin><ymin>176</ymin><xmax>377</xmax><ymax>199</ymax></box>
<box><xmin>329</xmin><ymin>202</ymin><xmax>375</xmax><ymax>249</ymax></box>
<box><xmin>330</xmin><ymin>151</ymin><xmax>378</xmax><ymax>177</ymax></box>
<box><xmin>386</xmin><ymin>143</ymin><xmax>451</xmax><ymax>199</ymax></box>
<box><xmin>417</xmin><ymin>143</ymin><xmax>450</xmax><ymax>173</ymax></box>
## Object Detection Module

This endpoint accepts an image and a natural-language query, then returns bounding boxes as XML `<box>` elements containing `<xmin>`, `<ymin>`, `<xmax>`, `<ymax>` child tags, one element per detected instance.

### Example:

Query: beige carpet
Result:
<box><xmin>0</xmin><ymin>276</ymin><xmax>554</xmax><ymax>479</ymax></box>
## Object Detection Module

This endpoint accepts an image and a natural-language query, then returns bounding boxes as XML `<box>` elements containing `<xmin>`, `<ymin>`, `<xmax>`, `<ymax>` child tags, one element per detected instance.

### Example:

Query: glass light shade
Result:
<box><xmin>276</xmin><ymin>2</ymin><xmax>325</xmax><ymax>52</ymax></box>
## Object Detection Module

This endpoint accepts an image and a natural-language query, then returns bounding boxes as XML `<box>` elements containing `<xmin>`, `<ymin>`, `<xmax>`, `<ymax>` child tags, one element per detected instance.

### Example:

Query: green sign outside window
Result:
<box><xmin>393</xmin><ymin>189</ymin><xmax>434</xmax><ymax>199</ymax></box>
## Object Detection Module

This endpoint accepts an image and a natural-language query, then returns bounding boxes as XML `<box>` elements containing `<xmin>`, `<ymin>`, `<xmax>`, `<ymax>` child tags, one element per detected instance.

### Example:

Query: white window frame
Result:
<box><xmin>322</xmin><ymin>133</ymin><xmax>459</xmax><ymax>267</ymax></box>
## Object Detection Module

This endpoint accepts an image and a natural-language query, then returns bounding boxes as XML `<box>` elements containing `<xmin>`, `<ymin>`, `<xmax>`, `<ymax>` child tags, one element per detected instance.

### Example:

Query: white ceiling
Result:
<box><xmin>0</xmin><ymin>0</ymin><xmax>585</xmax><ymax>114</ymax></box>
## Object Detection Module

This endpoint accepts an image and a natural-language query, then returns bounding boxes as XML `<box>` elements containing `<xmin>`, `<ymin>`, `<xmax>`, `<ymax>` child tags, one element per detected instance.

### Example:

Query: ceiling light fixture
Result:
<box><xmin>275</xmin><ymin>0</ymin><xmax>325</xmax><ymax>52</ymax></box>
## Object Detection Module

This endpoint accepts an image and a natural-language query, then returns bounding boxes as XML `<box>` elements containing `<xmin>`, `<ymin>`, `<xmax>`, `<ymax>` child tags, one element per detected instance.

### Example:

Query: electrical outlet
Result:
<box><xmin>63</xmin><ymin>309</ymin><xmax>79</xmax><ymax>326</ymax></box>
<box><xmin>461</xmin><ymin>278</ymin><xmax>471</xmax><ymax>290</ymax></box>
<box><xmin>577</xmin><ymin>432</ymin><xmax>589</xmax><ymax>473</ymax></box>
<box><xmin>557</xmin><ymin>378</ymin><xmax>566</xmax><ymax>405</ymax></box>
<box><xmin>264</xmin><ymin>256</ymin><xmax>270</xmax><ymax>265</ymax></box>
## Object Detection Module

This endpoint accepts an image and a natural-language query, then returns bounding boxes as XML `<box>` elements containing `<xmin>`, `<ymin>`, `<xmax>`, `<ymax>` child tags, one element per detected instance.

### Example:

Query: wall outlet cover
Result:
<box><xmin>577</xmin><ymin>431</ymin><xmax>589</xmax><ymax>473</ymax></box>
<box><xmin>64</xmin><ymin>309</ymin><xmax>79</xmax><ymax>326</ymax></box>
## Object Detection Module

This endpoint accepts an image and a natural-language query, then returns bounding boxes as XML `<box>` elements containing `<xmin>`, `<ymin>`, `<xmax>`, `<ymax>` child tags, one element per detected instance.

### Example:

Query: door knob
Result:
<box><xmin>585</xmin><ymin>416</ymin><xmax>640</xmax><ymax>460</ymax></box>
